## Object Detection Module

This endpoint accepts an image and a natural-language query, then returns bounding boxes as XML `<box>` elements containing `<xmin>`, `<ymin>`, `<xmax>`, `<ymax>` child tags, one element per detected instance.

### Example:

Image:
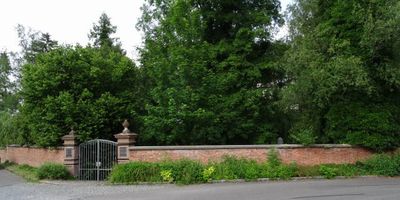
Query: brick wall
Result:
<box><xmin>0</xmin><ymin>146</ymin><xmax>64</xmax><ymax>167</ymax></box>
<box><xmin>0</xmin><ymin>144</ymin><xmax>374</xmax><ymax>167</ymax></box>
<box><xmin>129</xmin><ymin>144</ymin><xmax>373</xmax><ymax>165</ymax></box>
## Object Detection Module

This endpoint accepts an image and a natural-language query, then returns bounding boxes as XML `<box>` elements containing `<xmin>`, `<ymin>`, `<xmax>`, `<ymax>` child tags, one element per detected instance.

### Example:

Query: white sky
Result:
<box><xmin>0</xmin><ymin>0</ymin><xmax>292</xmax><ymax>61</ymax></box>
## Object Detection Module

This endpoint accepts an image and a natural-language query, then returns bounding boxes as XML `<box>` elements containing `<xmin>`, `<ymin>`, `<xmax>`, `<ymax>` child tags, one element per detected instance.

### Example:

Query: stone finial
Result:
<box><xmin>122</xmin><ymin>119</ymin><xmax>131</xmax><ymax>134</ymax></box>
<box><xmin>69</xmin><ymin>127</ymin><xmax>75</xmax><ymax>135</ymax></box>
<box><xmin>277</xmin><ymin>137</ymin><xmax>284</xmax><ymax>145</ymax></box>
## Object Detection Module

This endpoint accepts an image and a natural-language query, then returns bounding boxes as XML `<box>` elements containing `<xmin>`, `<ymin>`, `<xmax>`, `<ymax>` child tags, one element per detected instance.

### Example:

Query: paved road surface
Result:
<box><xmin>1</xmin><ymin>169</ymin><xmax>399</xmax><ymax>200</ymax></box>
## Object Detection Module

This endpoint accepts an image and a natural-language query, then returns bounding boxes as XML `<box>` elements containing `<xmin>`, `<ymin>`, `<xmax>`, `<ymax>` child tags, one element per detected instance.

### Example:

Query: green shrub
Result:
<box><xmin>267</xmin><ymin>149</ymin><xmax>281</xmax><ymax>167</ymax></box>
<box><xmin>170</xmin><ymin>159</ymin><xmax>204</xmax><ymax>185</ymax></box>
<box><xmin>296</xmin><ymin>165</ymin><xmax>320</xmax><ymax>177</ymax></box>
<box><xmin>109</xmin><ymin>162</ymin><xmax>162</xmax><ymax>183</ymax></box>
<box><xmin>361</xmin><ymin>154</ymin><xmax>400</xmax><ymax>176</ymax></box>
<box><xmin>109</xmin><ymin>160</ymin><xmax>205</xmax><ymax>185</ymax></box>
<box><xmin>262</xmin><ymin>163</ymin><xmax>297</xmax><ymax>180</ymax></box>
<box><xmin>319</xmin><ymin>165</ymin><xmax>337</xmax><ymax>179</ymax></box>
<box><xmin>325</xmin><ymin>102</ymin><xmax>400</xmax><ymax>152</ymax></box>
<box><xmin>109</xmin><ymin>153</ymin><xmax>400</xmax><ymax>185</ymax></box>
<box><xmin>37</xmin><ymin>163</ymin><xmax>72</xmax><ymax>180</ymax></box>
<box><xmin>334</xmin><ymin>164</ymin><xmax>360</xmax><ymax>177</ymax></box>
<box><xmin>202</xmin><ymin>166</ymin><xmax>215</xmax><ymax>182</ymax></box>
<box><xmin>263</xmin><ymin>150</ymin><xmax>297</xmax><ymax>180</ymax></box>
<box><xmin>0</xmin><ymin>112</ymin><xmax>28</xmax><ymax>147</ymax></box>
<box><xmin>290</xmin><ymin>128</ymin><xmax>316</xmax><ymax>146</ymax></box>
<box><xmin>244</xmin><ymin>164</ymin><xmax>263</xmax><ymax>180</ymax></box>
<box><xmin>212</xmin><ymin>156</ymin><xmax>261</xmax><ymax>180</ymax></box>
<box><xmin>160</xmin><ymin>169</ymin><xmax>174</xmax><ymax>183</ymax></box>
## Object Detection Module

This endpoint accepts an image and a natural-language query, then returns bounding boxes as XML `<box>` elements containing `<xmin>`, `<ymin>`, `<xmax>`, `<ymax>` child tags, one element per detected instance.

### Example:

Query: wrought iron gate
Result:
<box><xmin>79</xmin><ymin>139</ymin><xmax>117</xmax><ymax>181</ymax></box>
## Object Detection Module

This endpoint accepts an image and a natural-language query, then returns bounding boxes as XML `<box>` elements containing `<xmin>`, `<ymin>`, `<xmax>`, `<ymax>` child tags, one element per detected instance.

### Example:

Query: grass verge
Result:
<box><xmin>6</xmin><ymin>164</ymin><xmax>39</xmax><ymax>182</ymax></box>
<box><xmin>1</xmin><ymin>161</ymin><xmax>73</xmax><ymax>182</ymax></box>
<box><xmin>109</xmin><ymin>151</ymin><xmax>400</xmax><ymax>185</ymax></box>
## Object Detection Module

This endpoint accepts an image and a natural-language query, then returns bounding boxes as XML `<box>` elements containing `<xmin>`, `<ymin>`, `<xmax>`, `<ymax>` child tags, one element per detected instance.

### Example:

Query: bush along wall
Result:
<box><xmin>3</xmin><ymin>162</ymin><xmax>73</xmax><ymax>182</ymax></box>
<box><xmin>108</xmin><ymin>151</ymin><xmax>400</xmax><ymax>185</ymax></box>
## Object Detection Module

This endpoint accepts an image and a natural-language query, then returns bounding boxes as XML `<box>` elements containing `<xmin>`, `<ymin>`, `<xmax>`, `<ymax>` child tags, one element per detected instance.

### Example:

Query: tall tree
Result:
<box><xmin>138</xmin><ymin>0</ymin><xmax>287</xmax><ymax>145</ymax></box>
<box><xmin>283</xmin><ymin>0</ymin><xmax>400</xmax><ymax>151</ymax></box>
<box><xmin>16</xmin><ymin>25</ymin><xmax>58</xmax><ymax>64</ymax></box>
<box><xmin>89</xmin><ymin>13</ymin><xmax>123</xmax><ymax>53</ymax></box>
<box><xmin>17</xmin><ymin>15</ymin><xmax>144</xmax><ymax>147</ymax></box>
<box><xmin>0</xmin><ymin>51</ymin><xmax>23</xmax><ymax>147</ymax></box>
<box><xmin>0</xmin><ymin>51</ymin><xmax>18</xmax><ymax>112</ymax></box>
<box><xmin>20</xmin><ymin>46</ymin><xmax>142</xmax><ymax>147</ymax></box>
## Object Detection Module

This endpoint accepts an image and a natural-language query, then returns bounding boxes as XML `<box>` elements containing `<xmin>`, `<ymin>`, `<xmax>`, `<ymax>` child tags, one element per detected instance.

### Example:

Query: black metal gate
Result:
<box><xmin>79</xmin><ymin>139</ymin><xmax>117</xmax><ymax>181</ymax></box>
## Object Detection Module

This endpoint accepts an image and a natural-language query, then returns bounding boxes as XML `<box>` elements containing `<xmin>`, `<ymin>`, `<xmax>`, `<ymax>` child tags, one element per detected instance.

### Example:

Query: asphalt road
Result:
<box><xmin>1</xmin><ymin>169</ymin><xmax>399</xmax><ymax>200</ymax></box>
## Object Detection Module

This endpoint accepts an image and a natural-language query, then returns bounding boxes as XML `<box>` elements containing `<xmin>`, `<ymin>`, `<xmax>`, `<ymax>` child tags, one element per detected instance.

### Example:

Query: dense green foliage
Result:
<box><xmin>0</xmin><ymin>112</ymin><xmax>27</xmax><ymax>147</ymax></box>
<box><xmin>0</xmin><ymin>52</ymin><xmax>18</xmax><ymax>112</ymax></box>
<box><xmin>37</xmin><ymin>163</ymin><xmax>72</xmax><ymax>180</ymax></box>
<box><xmin>0</xmin><ymin>52</ymin><xmax>24</xmax><ymax>147</ymax></box>
<box><xmin>3</xmin><ymin>162</ymin><xmax>72</xmax><ymax>181</ymax></box>
<box><xmin>16</xmin><ymin>14</ymin><xmax>144</xmax><ymax>146</ymax></box>
<box><xmin>109</xmin><ymin>151</ymin><xmax>297</xmax><ymax>184</ymax></box>
<box><xmin>89</xmin><ymin>13</ymin><xmax>124</xmax><ymax>53</ymax></box>
<box><xmin>138</xmin><ymin>0</ymin><xmax>288</xmax><ymax>145</ymax></box>
<box><xmin>360</xmin><ymin>153</ymin><xmax>400</xmax><ymax>176</ymax></box>
<box><xmin>109</xmin><ymin>152</ymin><xmax>400</xmax><ymax>185</ymax></box>
<box><xmin>0</xmin><ymin>0</ymin><xmax>399</xmax><ymax>150</ymax></box>
<box><xmin>15</xmin><ymin>24</ymin><xmax>59</xmax><ymax>65</ymax></box>
<box><xmin>282</xmin><ymin>0</ymin><xmax>400</xmax><ymax>150</ymax></box>
<box><xmin>20</xmin><ymin>46</ymin><xmax>142</xmax><ymax>146</ymax></box>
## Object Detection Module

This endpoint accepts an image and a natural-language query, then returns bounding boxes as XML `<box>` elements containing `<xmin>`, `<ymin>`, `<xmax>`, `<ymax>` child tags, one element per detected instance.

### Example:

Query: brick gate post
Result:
<box><xmin>114</xmin><ymin>120</ymin><xmax>137</xmax><ymax>164</ymax></box>
<box><xmin>62</xmin><ymin>128</ymin><xmax>79</xmax><ymax>177</ymax></box>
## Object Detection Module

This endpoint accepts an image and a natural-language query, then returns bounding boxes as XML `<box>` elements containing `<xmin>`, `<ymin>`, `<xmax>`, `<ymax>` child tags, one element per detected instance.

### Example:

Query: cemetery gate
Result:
<box><xmin>79</xmin><ymin>139</ymin><xmax>117</xmax><ymax>181</ymax></box>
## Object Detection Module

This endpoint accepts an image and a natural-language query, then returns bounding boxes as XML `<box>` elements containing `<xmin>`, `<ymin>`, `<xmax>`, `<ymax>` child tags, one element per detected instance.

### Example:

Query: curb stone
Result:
<box><xmin>39</xmin><ymin>175</ymin><xmax>382</xmax><ymax>186</ymax></box>
<box><xmin>210</xmin><ymin>175</ymin><xmax>380</xmax><ymax>184</ymax></box>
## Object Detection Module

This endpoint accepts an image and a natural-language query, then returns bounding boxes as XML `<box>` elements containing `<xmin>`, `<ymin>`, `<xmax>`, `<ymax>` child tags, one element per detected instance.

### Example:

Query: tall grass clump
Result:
<box><xmin>169</xmin><ymin>159</ymin><xmax>204</xmax><ymax>184</ymax></box>
<box><xmin>108</xmin><ymin>162</ymin><xmax>162</xmax><ymax>183</ymax></box>
<box><xmin>262</xmin><ymin>149</ymin><xmax>297</xmax><ymax>180</ymax></box>
<box><xmin>37</xmin><ymin>163</ymin><xmax>72</xmax><ymax>180</ymax></box>
<box><xmin>6</xmin><ymin>164</ymin><xmax>39</xmax><ymax>182</ymax></box>
<box><xmin>212</xmin><ymin>156</ymin><xmax>262</xmax><ymax>180</ymax></box>
<box><xmin>360</xmin><ymin>153</ymin><xmax>400</xmax><ymax>176</ymax></box>
<box><xmin>108</xmin><ymin>152</ymin><xmax>400</xmax><ymax>185</ymax></box>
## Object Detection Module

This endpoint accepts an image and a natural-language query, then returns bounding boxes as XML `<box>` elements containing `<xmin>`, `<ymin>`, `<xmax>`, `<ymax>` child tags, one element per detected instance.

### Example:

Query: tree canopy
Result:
<box><xmin>0</xmin><ymin>1</ymin><xmax>399</xmax><ymax>151</ymax></box>
<box><xmin>283</xmin><ymin>0</ymin><xmax>400</xmax><ymax>151</ymax></box>
<box><xmin>19</xmin><ymin>14</ymin><xmax>143</xmax><ymax>146</ymax></box>
<box><xmin>137</xmin><ymin>0</ymin><xmax>288</xmax><ymax>145</ymax></box>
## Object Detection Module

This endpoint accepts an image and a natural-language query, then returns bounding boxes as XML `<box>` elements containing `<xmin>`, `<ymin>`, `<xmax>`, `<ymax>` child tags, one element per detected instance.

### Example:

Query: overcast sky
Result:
<box><xmin>0</xmin><ymin>0</ymin><xmax>292</xmax><ymax>60</ymax></box>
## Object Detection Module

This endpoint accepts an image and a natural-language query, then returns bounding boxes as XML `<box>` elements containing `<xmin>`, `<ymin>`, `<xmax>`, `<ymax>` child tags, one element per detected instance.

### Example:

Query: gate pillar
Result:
<box><xmin>62</xmin><ymin>128</ymin><xmax>79</xmax><ymax>177</ymax></box>
<box><xmin>114</xmin><ymin>120</ymin><xmax>137</xmax><ymax>164</ymax></box>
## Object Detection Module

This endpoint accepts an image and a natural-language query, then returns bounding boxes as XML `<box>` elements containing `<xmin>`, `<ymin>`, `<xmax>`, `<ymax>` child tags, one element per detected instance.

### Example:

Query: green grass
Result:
<box><xmin>6</xmin><ymin>152</ymin><xmax>400</xmax><ymax>185</ymax></box>
<box><xmin>109</xmin><ymin>152</ymin><xmax>400</xmax><ymax>185</ymax></box>
<box><xmin>6</xmin><ymin>164</ymin><xmax>39</xmax><ymax>182</ymax></box>
<box><xmin>1</xmin><ymin>162</ymin><xmax>73</xmax><ymax>182</ymax></box>
<box><xmin>37</xmin><ymin>163</ymin><xmax>73</xmax><ymax>180</ymax></box>
<box><xmin>296</xmin><ymin>165</ymin><xmax>320</xmax><ymax>177</ymax></box>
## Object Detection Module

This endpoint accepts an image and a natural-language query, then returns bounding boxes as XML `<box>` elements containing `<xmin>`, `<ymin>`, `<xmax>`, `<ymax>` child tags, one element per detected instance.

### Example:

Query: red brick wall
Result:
<box><xmin>129</xmin><ymin>145</ymin><xmax>373</xmax><ymax>165</ymax></box>
<box><xmin>0</xmin><ymin>144</ymin><xmax>374</xmax><ymax>167</ymax></box>
<box><xmin>0</xmin><ymin>146</ymin><xmax>64</xmax><ymax>167</ymax></box>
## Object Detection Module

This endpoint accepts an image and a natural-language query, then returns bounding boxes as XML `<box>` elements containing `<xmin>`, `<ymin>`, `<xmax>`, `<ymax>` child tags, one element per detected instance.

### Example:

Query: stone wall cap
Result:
<box><xmin>8</xmin><ymin>144</ymin><xmax>21</xmax><ymax>147</ymax></box>
<box><xmin>115</xmin><ymin>133</ymin><xmax>138</xmax><ymax>138</ymax></box>
<box><xmin>130</xmin><ymin>144</ymin><xmax>355</xmax><ymax>151</ymax></box>
<box><xmin>62</xmin><ymin>134</ymin><xmax>77</xmax><ymax>140</ymax></box>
